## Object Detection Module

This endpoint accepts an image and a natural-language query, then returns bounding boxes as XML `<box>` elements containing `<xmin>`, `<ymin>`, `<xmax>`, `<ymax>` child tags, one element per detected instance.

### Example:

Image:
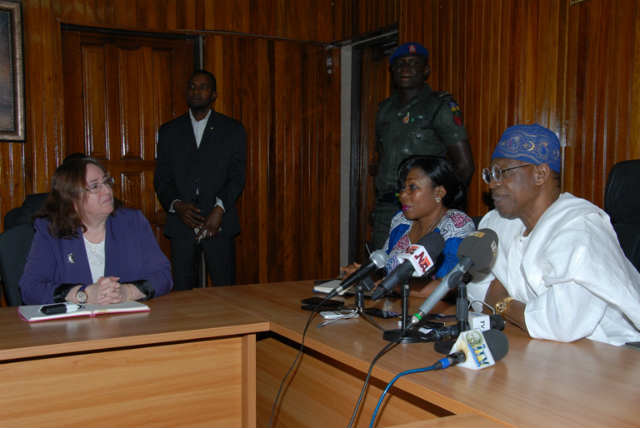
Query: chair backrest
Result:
<box><xmin>604</xmin><ymin>159</ymin><xmax>640</xmax><ymax>273</ymax></box>
<box><xmin>604</xmin><ymin>159</ymin><xmax>640</xmax><ymax>224</ymax></box>
<box><xmin>3</xmin><ymin>193</ymin><xmax>48</xmax><ymax>231</ymax></box>
<box><xmin>0</xmin><ymin>223</ymin><xmax>35</xmax><ymax>306</ymax></box>
<box><xmin>612</xmin><ymin>223</ymin><xmax>640</xmax><ymax>273</ymax></box>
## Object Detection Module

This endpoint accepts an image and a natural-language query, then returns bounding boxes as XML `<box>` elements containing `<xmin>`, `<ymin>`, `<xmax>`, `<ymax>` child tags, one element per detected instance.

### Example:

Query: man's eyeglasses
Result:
<box><xmin>85</xmin><ymin>176</ymin><xmax>115</xmax><ymax>193</ymax></box>
<box><xmin>481</xmin><ymin>164</ymin><xmax>530</xmax><ymax>184</ymax></box>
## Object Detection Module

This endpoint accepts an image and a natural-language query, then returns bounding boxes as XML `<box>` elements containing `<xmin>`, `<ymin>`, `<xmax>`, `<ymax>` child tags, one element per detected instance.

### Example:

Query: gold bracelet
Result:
<box><xmin>495</xmin><ymin>296</ymin><xmax>515</xmax><ymax>315</ymax></box>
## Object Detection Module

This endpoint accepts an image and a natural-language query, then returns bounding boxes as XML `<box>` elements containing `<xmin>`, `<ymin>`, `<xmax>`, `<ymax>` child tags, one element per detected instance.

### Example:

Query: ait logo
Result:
<box><xmin>464</xmin><ymin>330</ymin><xmax>491</xmax><ymax>368</ymax></box>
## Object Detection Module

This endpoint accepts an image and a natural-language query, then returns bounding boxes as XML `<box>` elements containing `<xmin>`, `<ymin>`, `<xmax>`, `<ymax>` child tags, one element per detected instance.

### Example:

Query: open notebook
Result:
<box><xmin>18</xmin><ymin>301</ymin><xmax>150</xmax><ymax>322</ymax></box>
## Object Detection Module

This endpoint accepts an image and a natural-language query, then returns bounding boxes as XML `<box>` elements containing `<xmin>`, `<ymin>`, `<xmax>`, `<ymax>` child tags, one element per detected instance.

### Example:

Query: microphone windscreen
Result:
<box><xmin>456</xmin><ymin>228</ymin><xmax>498</xmax><ymax>275</ymax></box>
<box><xmin>482</xmin><ymin>329</ymin><xmax>509</xmax><ymax>362</ymax></box>
<box><xmin>369</xmin><ymin>249</ymin><xmax>389</xmax><ymax>268</ymax></box>
<box><xmin>416</xmin><ymin>231</ymin><xmax>445</xmax><ymax>259</ymax></box>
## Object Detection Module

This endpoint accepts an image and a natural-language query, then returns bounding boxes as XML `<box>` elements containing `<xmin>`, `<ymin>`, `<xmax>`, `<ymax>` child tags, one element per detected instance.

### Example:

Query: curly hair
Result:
<box><xmin>397</xmin><ymin>155</ymin><xmax>466</xmax><ymax>210</ymax></box>
<box><xmin>37</xmin><ymin>157</ymin><xmax>120</xmax><ymax>238</ymax></box>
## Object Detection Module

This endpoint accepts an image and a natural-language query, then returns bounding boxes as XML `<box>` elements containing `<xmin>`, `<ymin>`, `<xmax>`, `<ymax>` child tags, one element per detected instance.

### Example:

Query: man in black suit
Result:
<box><xmin>154</xmin><ymin>70</ymin><xmax>247</xmax><ymax>290</ymax></box>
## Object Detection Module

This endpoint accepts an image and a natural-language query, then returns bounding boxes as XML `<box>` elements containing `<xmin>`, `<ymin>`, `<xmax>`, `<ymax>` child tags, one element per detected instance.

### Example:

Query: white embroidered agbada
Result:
<box><xmin>468</xmin><ymin>193</ymin><xmax>640</xmax><ymax>346</ymax></box>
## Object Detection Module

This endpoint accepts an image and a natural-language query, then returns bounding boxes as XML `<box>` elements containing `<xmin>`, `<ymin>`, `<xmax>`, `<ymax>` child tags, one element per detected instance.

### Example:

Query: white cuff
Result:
<box><xmin>169</xmin><ymin>199</ymin><xmax>181</xmax><ymax>213</ymax></box>
<box><xmin>215</xmin><ymin>197</ymin><xmax>225</xmax><ymax>212</ymax></box>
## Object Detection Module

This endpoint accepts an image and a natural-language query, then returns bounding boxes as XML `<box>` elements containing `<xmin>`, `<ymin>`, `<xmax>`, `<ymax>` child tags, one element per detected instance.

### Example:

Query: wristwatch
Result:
<box><xmin>76</xmin><ymin>285</ymin><xmax>88</xmax><ymax>304</ymax></box>
<box><xmin>495</xmin><ymin>296</ymin><xmax>515</xmax><ymax>315</ymax></box>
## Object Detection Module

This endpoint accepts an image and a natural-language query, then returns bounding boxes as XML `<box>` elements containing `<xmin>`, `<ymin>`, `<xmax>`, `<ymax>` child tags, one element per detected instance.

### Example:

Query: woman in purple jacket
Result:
<box><xmin>20</xmin><ymin>157</ymin><xmax>173</xmax><ymax>305</ymax></box>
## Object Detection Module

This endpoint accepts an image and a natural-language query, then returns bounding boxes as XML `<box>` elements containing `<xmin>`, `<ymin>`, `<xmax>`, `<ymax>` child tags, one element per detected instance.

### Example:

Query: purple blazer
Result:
<box><xmin>20</xmin><ymin>208</ymin><xmax>173</xmax><ymax>304</ymax></box>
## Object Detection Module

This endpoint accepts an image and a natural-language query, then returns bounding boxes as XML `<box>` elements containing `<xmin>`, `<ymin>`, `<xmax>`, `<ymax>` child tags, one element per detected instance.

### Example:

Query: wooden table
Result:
<box><xmin>0</xmin><ymin>290</ymin><xmax>269</xmax><ymax>427</ymax></box>
<box><xmin>201</xmin><ymin>282</ymin><xmax>640</xmax><ymax>428</ymax></box>
<box><xmin>1</xmin><ymin>281</ymin><xmax>638</xmax><ymax>427</ymax></box>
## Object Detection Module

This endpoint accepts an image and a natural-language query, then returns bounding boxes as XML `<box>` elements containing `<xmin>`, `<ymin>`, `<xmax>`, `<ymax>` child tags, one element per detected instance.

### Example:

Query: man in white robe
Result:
<box><xmin>468</xmin><ymin>124</ymin><xmax>640</xmax><ymax>346</ymax></box>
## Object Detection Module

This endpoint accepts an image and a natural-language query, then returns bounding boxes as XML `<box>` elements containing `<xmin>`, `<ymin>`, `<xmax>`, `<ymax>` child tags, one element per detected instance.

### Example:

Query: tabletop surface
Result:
<box><xmin>1</xmin><ymin>281</ymin><xmax>638</xmax><ymax>427</ymax></box>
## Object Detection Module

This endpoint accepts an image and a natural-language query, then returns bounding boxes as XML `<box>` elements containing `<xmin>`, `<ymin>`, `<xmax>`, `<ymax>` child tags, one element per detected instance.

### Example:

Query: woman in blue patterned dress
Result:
<box><xmin>342</xmin><ymin>155</ymin><xmax>475</xmax><ymax>296</ymax></box>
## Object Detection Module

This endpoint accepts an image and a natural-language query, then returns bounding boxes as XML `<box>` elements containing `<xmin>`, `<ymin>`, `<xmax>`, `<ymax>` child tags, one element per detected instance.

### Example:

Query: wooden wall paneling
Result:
<box><xmin>205</xmin><ymin>35</ymin><xmax>341</xmax><ymax>284</ymax></box>
<box><xmin>398</xmin><ymin>0</ymin><xmax>570</xmax><ymax>217</ymax></box>
<box><xmin>564</xmin><ymin>0</ymin><xmax>639</xmax><ymax>207</ymax></box>
<box><xmin>272</xmin><ymin>41</ymin><xmax>303</xmax><ymax>281</ymax></box>
<box><xmin>633</xmin><ymin>4</ymin><xmax>640</xmax><ymax>161</ymax></box>
<box><xmin>203</xmin><ymin>0</ymin><xmax>347</xmax><ymax>42</ymax></box>
<box><xmin>24</xmin><ymin>0</ymin><xmax>65</xmax><ymax>195</ymax></box>
<box><xmin>398</xmin><ymin>0</ymin><xmax>640</xmax><ymax>213</ymax></box>
<box><xmin>204</xmin><ymin>35</ymin><xmax>269</xmax><ymax>284</ymax></box>
<box><xmin>361</xmin><ymin>0</ymin><xmax>400</xmax><ymax>36</ymax></box>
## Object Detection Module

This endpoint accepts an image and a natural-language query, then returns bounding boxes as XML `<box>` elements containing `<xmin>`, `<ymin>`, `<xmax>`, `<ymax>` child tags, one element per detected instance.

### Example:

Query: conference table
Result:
<box><xmin>0</xmin><ymin>281</ymin><xmax>638</xmax><ymax>427</ymax></box>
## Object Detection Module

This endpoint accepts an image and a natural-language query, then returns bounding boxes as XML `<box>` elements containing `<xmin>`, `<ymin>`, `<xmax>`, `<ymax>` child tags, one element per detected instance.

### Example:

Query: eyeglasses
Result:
<box><xmin>481</xmin><ymin>164</ymin><xmax>530</xmax><ymax>184</ymax></box>
<box><xmin>85</xmin><ymin>176</ymin><xmax>115</xmax><ymax>193</ymax></box>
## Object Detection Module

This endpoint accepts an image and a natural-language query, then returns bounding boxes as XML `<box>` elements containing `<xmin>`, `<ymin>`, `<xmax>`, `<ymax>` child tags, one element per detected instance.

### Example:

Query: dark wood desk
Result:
<box><xmin>0</xmin><ymin>282</ymin><xmax>638</xmax><ymax>427</ymax></box>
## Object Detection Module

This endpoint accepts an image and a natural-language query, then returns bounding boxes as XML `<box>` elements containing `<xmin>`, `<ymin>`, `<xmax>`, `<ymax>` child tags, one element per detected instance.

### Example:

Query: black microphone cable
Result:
<box><xmin>345</xmin><ymin>340</ymin><xmax>398</xmax><ymax>428</ymax></box>
<box><xmin>268</xmin><ymin>291</ymin><xmax>348</xmax><ymax>427</ymax></box>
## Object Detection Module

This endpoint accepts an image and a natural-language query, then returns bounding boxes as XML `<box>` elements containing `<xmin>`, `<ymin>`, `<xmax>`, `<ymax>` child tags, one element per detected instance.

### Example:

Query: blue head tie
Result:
<box><xmin>492</xmin><ymin>124</ymin><xmax>561</xmax><ymax>173</ymax></box>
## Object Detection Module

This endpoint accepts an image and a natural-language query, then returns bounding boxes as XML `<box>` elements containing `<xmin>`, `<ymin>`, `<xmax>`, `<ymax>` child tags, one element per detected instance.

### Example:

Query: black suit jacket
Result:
<box><xmin>154</xmin><ymin>111</ymin><xmax>247</xmax><ymax>239</ymax></box>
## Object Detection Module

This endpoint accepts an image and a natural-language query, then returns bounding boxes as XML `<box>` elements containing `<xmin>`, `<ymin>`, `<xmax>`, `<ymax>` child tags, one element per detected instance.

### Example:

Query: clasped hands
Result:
<box><xmin>73</xmin><ymin>276</ymin><xmax>144</xmax><ymax>305</ymax></box>
<box><xmin>175</xmin><ymin>201</ymin><xmax>223</xmax><ymax>241</ymax></box>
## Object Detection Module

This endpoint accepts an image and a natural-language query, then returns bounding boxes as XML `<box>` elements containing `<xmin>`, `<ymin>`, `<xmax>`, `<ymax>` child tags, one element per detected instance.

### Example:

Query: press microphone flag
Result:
<box><xmin>327</xmin><ymin>250</ymin><xmax>389</xmax><ymax>299</ymax></box>
<box><xmin>410</xmin><ymin>228</ymin><xmax>498</xmax><ymax>326</ymax></box>
<box><xmin>448</xmin><ymin>328</ymin><xmax>509</xmax><ymax>370</ymax></box>
<box><xmin>371</xmin><ymin>232</ymin><xmax>445</xmax><ymax>300</ymax></box>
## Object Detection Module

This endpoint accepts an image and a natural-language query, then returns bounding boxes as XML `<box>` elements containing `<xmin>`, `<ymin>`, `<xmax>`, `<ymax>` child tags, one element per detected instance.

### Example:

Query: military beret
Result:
<box><xmin>389</xmin><ymin>42</ymin><xmax>429</xmax><ymax>65</ymax></box>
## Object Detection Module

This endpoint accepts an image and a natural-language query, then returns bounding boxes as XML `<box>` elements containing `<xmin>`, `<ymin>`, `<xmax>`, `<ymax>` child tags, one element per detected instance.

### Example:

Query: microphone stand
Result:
<box><xmin>349</xmin><ymin>278</ymin><xmax>386</xmax><ymax>331</ymax></box>
<box><xmin>382</xmin><ymin>282</ymin><xmax>425</xmax><ymax>343</ymax></box>
<box><xmin>433</xmin><ymin>279</ymin><xmax>470</xmax><ymax>354</ymax></box>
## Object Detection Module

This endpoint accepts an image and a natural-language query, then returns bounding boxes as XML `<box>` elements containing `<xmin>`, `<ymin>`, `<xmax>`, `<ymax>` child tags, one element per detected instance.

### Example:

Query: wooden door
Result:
<box><xmin>61</xmin><ymin>29</ymin><xmax>195</xmax><ymax>254</ymax></box>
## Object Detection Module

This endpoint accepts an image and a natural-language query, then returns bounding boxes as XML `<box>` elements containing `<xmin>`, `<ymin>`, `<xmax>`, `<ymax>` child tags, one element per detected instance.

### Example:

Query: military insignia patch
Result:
<box><xmin>449</xmin><ymin>101</ymin><xmax>463</xmax><ymax>126</ymax></box>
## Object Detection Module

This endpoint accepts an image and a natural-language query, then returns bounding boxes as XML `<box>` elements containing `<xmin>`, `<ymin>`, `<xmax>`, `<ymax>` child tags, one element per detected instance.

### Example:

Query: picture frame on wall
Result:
<box><xmin>0</xmin><ymin>1</ymin><xmax>23</xmax><ymax>141</ymax></box>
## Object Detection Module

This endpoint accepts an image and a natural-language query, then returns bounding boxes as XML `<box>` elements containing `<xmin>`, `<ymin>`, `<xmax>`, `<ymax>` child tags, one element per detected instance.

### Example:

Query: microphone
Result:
<box><xmin>327</xmin><ymin>250</ymin><xmax>389</xmax><ymax>299</ymax></box>
<box><xmin>371</xmin><ymin>232</ymin><xmax>445</xmax><ymax>301</ymax></box>
<box><xmin>444</xmin><ymin>328</ymin><xmax>509</xmax><ymax>370</ymax></box>
<box><xmin>409</xmin><ymin>229</ymin><xmax>498</xmax><ymax>327</ymax></box>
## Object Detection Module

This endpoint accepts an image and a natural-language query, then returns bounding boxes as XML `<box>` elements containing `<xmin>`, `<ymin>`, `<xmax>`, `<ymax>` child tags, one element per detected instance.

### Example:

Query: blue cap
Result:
<box><xmin>389</xmin><ymin>42</ymin><xmax>429</xmax><ymax>65</ymax></box>
<box><xmin>492</xmin><ymin>124</ymin><xmax>562</xmax><ymax>173</ymax></box>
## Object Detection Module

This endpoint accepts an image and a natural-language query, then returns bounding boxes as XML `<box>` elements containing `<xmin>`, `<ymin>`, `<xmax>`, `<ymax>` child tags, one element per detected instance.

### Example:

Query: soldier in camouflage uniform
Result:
<box><xmin>372</xmin><ymin>42</ymin><xmax>474</xmax><ymax>250</ymax></box>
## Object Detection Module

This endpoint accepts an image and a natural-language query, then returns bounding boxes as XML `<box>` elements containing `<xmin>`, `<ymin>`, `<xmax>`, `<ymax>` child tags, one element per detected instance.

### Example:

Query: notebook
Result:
<box><xmin>18</xmin><ymin>301</ymin><xmax>150</xmax><ymax>322</ymax></box>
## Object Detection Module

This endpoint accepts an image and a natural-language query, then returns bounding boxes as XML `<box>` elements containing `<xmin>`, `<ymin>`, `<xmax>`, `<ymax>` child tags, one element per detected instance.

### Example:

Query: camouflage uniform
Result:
<box><xmin>372</xmin><ymin>84</ymin><xmax>468</xmax><ymax>250</ymax></box>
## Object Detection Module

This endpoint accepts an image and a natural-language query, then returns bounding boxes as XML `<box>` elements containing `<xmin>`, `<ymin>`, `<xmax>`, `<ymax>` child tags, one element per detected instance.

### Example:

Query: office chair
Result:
<box><xmin>0</xmin><ymin>223</ymin><xmax>35</xmax><ymax>306</ymax></box>
<box><xmin>604</xmin><ymin>159</ymin><xmax>640</xmax><ymax>271</ymax></box>
<box><xmin>3</xmin><ymin>193</ymin><xmax>47</xmax><ymax>230</ymax></box>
